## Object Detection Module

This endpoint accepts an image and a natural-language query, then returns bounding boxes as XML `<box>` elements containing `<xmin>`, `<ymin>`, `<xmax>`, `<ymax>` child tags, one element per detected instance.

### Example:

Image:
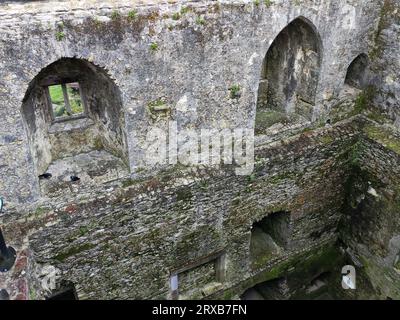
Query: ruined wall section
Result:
<box><xmin>1</xmin><ymin>120</ymin><xmax>358</xmax><ymax>299</ymax></box>
<box><xmin>0</xmin><ymin>0</ymin><xmax>380</xmax><ymax>206</ymax></box>
<box><xmin>369</xmin><ymin>0</ymin><xmax>400</xmax><ymax>123</ymax></box>
<box><xmin>335</xmin><ymin>1</ymin><xmax>400</xmax><ymax>299</ymax></box>
<box><xmin>339</xmin><ymin>119</ymin><xmax>400</xmax><ymax>299</ymax></box>
<box><xmin>0</xmin><ymin>0</ymin><xmax>386</xmax><ymax>300</ymax></box>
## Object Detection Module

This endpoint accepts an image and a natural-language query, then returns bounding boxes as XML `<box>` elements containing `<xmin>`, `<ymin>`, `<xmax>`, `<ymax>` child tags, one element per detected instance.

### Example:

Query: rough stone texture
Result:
<box><xmin>1</xmin><ymin>0</ymin><xmax>400</xmax><ymax>300</ymax></box>
<box><xmin>339</xmin><ymin>121</ymin><xmax>400</xmax><ymax>299</ymax></box>
<box><xmin>370</xmin><ymin>0</ymin><xmax>400</xmax><ymax>123</ymax></box>
<box><xmin>0</xmin><ymin>0</ymin><xmax>380</xmax><ymax>206</ymax></box>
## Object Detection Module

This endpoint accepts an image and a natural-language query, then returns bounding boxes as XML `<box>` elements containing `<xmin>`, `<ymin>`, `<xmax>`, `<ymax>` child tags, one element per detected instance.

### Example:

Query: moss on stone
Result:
<box><xmin>121</xmin><ymin>178</ymin><xmax>137</xmax><ymax>188</ymax></box>
<box><xmin>93</xmin><ymin>137</ymin><xmax>104</xmax><ymax>150</ymax></box>
<box><xmin>33</xmin><ymin>206</ymin><xmax>50</xmax><ymax>218</ymax></box>
<box><xmin>53</xmin><ymin>243</ymin><xmax>96</xmax><ymax>262</ymax></box>
<box><xmin>351</xmin><ymin>86</ymin><xmax>378</xmax><ymax>116</ymax></box>
<box><xmin>79</xmin><ymin>225</ymin><xmax>89</xmax><ymax>236</ymax></box>
<box><xmin>364</xmin><ymin>108</ymin><xmax>388</xmax><ymax>124</ymax></box>
<box><xmin>29</xmin><ymin>286</ymin><xmax>37</xmax><ymax>300</ymax></box>
<box><xmin>370</xmin><ymin>0</ymin><xmax>396</xmax><ymax>60</ymax></box>
<box><xmin>176</xmin><ymin>187</ymin><xmax>193</xmax><ymax>202</ymax></box>
<box><xmin>267</xmin><ymin>171</ymin><xmax>298</xmax><ymax>185</ymax></box>
<box><xmin>364</xmin><ymin>124</ymin><xmax>400</xmax><ymax>154</ymax></box>
<box><xmin>317</xmin><ymin>135</ymin><xmax>334</xmax><ymax>145</ymax></box>
<box><xmin>255</xmin><ymin>110</ymin><xmax>289</xmax><ymax>134</ymax></box>
<box><xmin>223</xmin><ymin>243</ymin><xmax>343</xmax><ymax>300</ymax></box>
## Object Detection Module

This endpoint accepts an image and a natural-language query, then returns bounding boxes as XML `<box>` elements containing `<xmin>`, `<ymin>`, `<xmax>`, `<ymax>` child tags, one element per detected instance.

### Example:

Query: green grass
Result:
<box><xmin>49</xmin><ymin>84</ymin><xmax>84</xmax><ymax>117</ymax></box>
<box><xmin>68</xmin><ymin>86</ymin><xmax>84</xmax><ymax>114</ymax></box>
<box><xmin>49</xmin><ymin>85</ymin><xmax>64</xmax><ymax>104</ymax></box>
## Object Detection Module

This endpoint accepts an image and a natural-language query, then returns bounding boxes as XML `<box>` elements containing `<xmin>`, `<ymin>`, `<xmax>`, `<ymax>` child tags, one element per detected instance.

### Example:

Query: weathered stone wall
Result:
<box><xmin>1</xmin><ymin>0</ymin><xmax>397</xmax><ymax>300</ymax></box>
<box><xmin>21</xmin><ymin>57</ymin><xmax>129</xmax><ymax>175</ymax></box>
<box><xmin>335</xmin><ymin>0</ymin><xmax>400</xmax><ymax>300</ymax></box>
<box><xmin>0</xmin><ymin>0</ymin><xmax>380</xmax><ymax>206</ymax></box>
<box><xmin>340</xmin><ymin>120</ymin><xmax>400</xmax><ymax>299</ymax></box>
<box><xmin>370</xmin><ymin>0</ymin><xmax>400</xmax><ymax>123</ymax></box>
<box><xmin>1</xmin><ymin>119</ymin><xmax>358</xmax><ymax>299</ymax></box>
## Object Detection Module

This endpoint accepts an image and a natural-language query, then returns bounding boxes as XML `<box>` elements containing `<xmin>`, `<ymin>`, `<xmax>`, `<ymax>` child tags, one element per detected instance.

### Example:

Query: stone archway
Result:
<box><xmin>345</xmin><ymin>53</ymin><xmax>369</xmax><ymax>89</ymax></box>
<box><xmin>256</xmin><ymin>17</ymin><xmax>322</xmax><ymax>134</ymax></box>
<box><xmin>21</xmin><ymin>58</ymin><xmax>129</xmax><ymax>193</ymax></box>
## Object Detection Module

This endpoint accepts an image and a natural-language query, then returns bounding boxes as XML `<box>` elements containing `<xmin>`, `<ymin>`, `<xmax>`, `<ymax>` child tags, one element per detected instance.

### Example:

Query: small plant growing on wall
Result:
<box><xmin>264</xmin><ymin>0</ymin><xmax>273</xmax><ymax>7</ymax></box>
<box><xmin>55</xmin><ymin>21</ymin><xmax>65</xmax><ymax>41</ymax></box>
<box><xmin>150</xmin><ymin>42</ymin><xmax>159</xmax><ymax>52</ymax></box>
<box><xmin>180</xmin><ymin>6</ymin><xmax>191</xmax><ymax>15</ymax></box>
<box><xmin>111</xmin><ymin>10</ymin><xmax>120</xmax><ymax>20</ymax></box>
<box><xmin>172</xmin><ymin>12</ymin><xmax>181</xmax><ymax>20</ymax></box>
<box><xmin>55</xmin><ymin>31</ymin><xmax>65</xmax><ymax>41</ymax></box>
<box><xmin>196</xmin><ymin>16</ymin><xmax>206</xmax><ymax>25</ymax></box>
<box><xmin>93</xmin><ymin>18</ymin><xmax>102</xmax><ymax>28</ymax></box>
<box><xmin>253</xmin><ymin>0</ymin><xmax>260</xmax><ymax>6</ymax></box>
<box><xmin>147</xmin><ymin>98</ymin><xmax>171</xmax><ymax>120</ymax></box>
<box><xmin>128</xmin><ymin>9</ymin><xmax>137</xmax><ymax>22</ymax></box>
<box><xmin>229</xmin><ymin>85</ymin><xmax>241</xmax><ymax>99</ymax></box>
<box><xmin>247</xmin><ymin>174</ymin><xmax>256</xmax><ymax>183</ymax></box>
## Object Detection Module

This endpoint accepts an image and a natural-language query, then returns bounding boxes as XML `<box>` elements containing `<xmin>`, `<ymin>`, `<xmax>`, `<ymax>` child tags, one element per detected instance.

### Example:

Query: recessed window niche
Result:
<box><xmin>21</xmin><ymin>58</ymin><xmax>129</xmax><ymax>193</ymax></box>
<box><xmin>250</xmin><ymin>211</ymin><xmax>291</xmax><ymax>268</ymax></box>
<box><xmin>255</xmin><ymin>17</ymin><xmax>322</xmax><ymax>134</ymax></box>
<box><xmin>170</xmin><ymin>252</ymin><xmax>225</xmax><ymax>299</ymax></box>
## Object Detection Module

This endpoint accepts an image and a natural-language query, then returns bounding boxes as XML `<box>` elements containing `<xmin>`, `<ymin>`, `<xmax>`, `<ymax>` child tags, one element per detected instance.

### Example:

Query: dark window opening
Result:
<box><xmin>250</xmin><ymin>211</ymin><xmax>291</xmax><ymax>268</ymax></box>
<box><xmin>46</xmin><ymin>283</ymin><xmax>78</xmax><ymax>300</ymax></box>
<box><xmin>255</xmin><ymin>17</ymin><xmax>322</xmax><ymax>134</ymax></box>
<box><xmin>170</xmin><ymin>252</ymin><xmax>225</xmax><ymax>299</ymax></box>
<box><xmin>306</xmin><ymin>272</ymin><xmax>331</xmax><ymax>294</ymax></box>
<box><xmin>345</xmin><ymin>54</ymin><xmax>369</xmax><ymax>90</ymax></box>
<box><xmin>241</xmin><ymin>277</ymin><xmax>289</xmax><ymax>300</ymax></box>
<box><xmin>0</xmin><ymin>289</ymin><xmax>10</xmax><ymax>300</ymax></box>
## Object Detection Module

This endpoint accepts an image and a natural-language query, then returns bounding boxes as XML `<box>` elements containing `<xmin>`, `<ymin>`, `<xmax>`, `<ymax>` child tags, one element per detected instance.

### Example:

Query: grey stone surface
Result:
<box><xmin>0</xmin><ymin>0</ymin><xmax>399</xmax><ymax>301</ymax></box>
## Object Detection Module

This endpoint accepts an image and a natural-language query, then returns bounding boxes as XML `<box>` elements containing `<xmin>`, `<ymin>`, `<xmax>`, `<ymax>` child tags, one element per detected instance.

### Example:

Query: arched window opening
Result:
<box><xmin>250</xmin><ymin>211</ymin><xmax>291</xmax><ymax>268</ymax></box>
<box><xmin>345</xmin><ymin>53</ymin><xmax>369</xmax><ymax>89</ymax></box>
<box><xmin>46</xmin><ymin>281</ymin><xmax>78</xmax><ymax>300</ymax></box>
<box><xmin>21</xmin><ymin>58</ymin><xmax>129</xmax><ymax>193</ymax></box>
<box><xmin>241</xmin><ymin>277</ymin><xmax>289</xmax><ymax>300</ymax></box>
<box><xmin>255</xmin><ymin>17</ymin><xmax>322</xmax><ymax>134</ymax></box>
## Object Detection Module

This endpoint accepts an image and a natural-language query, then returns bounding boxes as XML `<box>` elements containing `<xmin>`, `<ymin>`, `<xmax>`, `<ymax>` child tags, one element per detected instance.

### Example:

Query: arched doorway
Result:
<box><xmin>255</xmin><ymin>17</ymin><xmax>322</xmax><ymax>134</ymax></box>
<box><xmin>21</xmin><ymin>58</ymin><xmax>129</xmax><ymax>193</ymax></box>
<box><xmin>345</xmin><ymin>53</ymin><xmax>369</xmax><ymax>89</ymax></box>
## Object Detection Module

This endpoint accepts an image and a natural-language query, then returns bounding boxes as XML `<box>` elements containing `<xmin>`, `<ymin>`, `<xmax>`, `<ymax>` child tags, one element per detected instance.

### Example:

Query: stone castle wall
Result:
<box><xmin>3</xmin><ymin>0</ymin><xmax>400</xmax><ymax>300</ymax></box>
<box><xmin>0</xmin><ymin>0</ymin><xmax>379</xmax><ymax>205</ymax></box>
